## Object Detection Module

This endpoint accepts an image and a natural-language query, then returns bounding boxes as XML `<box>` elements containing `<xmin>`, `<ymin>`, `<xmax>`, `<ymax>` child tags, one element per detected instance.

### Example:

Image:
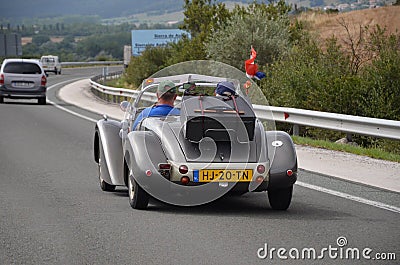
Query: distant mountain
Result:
<box><xmin>1</xmin><ymin>0</ymin><xmax>181</xmax><ymax>20</ymax></box>
<box><xmin>0</xmin><ymin>0</ymin><xmax>254</xmax><ymax>23</ymax></box>
<box><xmin>3</xmin><ymin>0</ymin><xmax>396</xmax><ymax>25</ymax></box>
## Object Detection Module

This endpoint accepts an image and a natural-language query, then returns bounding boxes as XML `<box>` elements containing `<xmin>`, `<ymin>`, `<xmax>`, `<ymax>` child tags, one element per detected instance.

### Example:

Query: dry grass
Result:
<box><xmin>298</xmin><ymin>6</ymin><xmax>400</xmax><ymax>44</ymax></box>
<box><xmin>21</xmin><ymin>36</ymin><xmax>64</xmax><ymax>45</ymax></box>
<box><xmin>21</xmin><ymin>37</ymin><xmax>32</xmax><ymax>45</ymax></box>
<box><xmin>50</xmin><ymin>37</ymin><xmax>64</xmax><ymax>43</ymax></box>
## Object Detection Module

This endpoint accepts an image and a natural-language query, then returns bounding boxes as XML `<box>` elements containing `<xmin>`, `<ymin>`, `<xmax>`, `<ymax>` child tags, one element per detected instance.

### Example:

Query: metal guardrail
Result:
<box><xmin>62</xmin><ymin>61</ymin><xmax>123</xmax><ymax>67</ymax></box>
<box><xmin>255</xmin><ymin>106</ymin><xmax>400</xmax><ymax>140</ymax></box>
<box><xmin>90</xmin><ymin>75</ymin><xmax>400</xmax><ymax>140</ymax></box>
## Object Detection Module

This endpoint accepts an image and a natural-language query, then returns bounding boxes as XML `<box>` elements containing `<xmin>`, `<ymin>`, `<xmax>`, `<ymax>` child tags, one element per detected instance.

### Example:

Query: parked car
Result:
<box><xmin>40</xmin><ymin>55</ymin><xmax>61</xmax><ymax>75</ymax></box>
<box><xmin>0</xmin><ymin>58</ymin><xmax>47</xmax><ymax>105</ymax></box>
<box><xmin>94</xmin><ymin>68</ymin><xmax>297</xmax><ymax>210</ymax></box>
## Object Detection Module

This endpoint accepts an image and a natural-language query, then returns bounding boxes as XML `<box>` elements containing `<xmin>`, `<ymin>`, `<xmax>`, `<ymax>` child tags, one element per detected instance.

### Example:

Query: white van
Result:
<box><xmin>40</xmin><ymin>55</ymin><xmax>62</xmax><ymax>75</ymax></box>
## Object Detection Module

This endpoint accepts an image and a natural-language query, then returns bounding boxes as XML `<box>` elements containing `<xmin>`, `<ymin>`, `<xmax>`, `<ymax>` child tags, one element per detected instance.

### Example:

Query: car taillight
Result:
<box><xmin>257</xmin><ymin>164</ymin><xmax>266</xmax><ymax>174</ymax></box>
<box><xmin>0</xmin><ymin>74</ymin><xmax>4</xmax><ymax>85</ymax></box>
<box><xmin>159</xmin><ymin>163</ymin><xmax>171</xmax><ymax>170</ymax></box>
<box><xmin>179</xmin><ymin>165</ymin><xmax>188</xmax><ymax>174</ymax></box>
<box><xmin>255</xmin><ymin>176</ymin><xmax>264</xmax><ymax>183</ymax></box>
<box><xmin>158</xmin><ymin>163</ymin><xmax>171</xmax><ymax>180</ymax></box>
<box><xmin>180</xmin><ymin>176</ymin><xmax>190</xmax><ymax>185</ymax></box>
<box><xmin>41</xmin><ymin>75</ymin><xmax>47</xmax><ymax>86</ymax></box>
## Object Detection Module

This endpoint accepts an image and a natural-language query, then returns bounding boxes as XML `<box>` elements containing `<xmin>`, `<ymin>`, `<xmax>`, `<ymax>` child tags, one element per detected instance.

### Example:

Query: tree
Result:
<box><xmin>206</xmin><ymin>4</ymin><xmax>292</xmax><ymax>70</ymax></box>
<box><xmin>32</xmin><ymin>35</ymin><xmax>50</xmax><ymax>46</ymax></box>
<box><xmin>75</xmin><ymin>32</ymin><xmax>130</xmax><ymax>59</ymax></box>
<box><xmin>179</xmin><ymin>0</ymin><xmax>231</xmax><ymax>60</ymax></box>
<box><xmin>180</xmin><ymin>0</ymin><xmax>230</xmax><ymax>38</ymax></box>
<box><xmin>337</xmin><ymin>18</ymin><xmax>374</xmax><ymax>74</ymax></box>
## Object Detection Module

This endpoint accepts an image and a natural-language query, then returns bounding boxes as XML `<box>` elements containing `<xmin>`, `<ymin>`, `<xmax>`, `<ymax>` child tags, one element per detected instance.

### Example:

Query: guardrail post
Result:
<box><xmin>102</xmin><ymin>67</ymin><xmax>108</xmax><ymax>85</ymax></box>
<box><xmin>293</xmin><ymin>124</ymin><xmax>299</xmax><ymax>136</ymax></box>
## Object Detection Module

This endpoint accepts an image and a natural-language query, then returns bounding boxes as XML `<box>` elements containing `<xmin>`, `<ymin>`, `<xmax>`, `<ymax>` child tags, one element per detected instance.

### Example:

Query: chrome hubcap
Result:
<box><xmin>98</xmin><ymin>158</ymin><xmax>103</xmax><ymax>182</ymax></box>
<box><xmin>129</xmin><ymin>176</ymin><xmax>134</xmax><ymax>200</ymax></box>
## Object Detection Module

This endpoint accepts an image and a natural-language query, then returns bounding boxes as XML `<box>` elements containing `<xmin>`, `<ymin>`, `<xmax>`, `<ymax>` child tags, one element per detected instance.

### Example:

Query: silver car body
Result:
<box><xmin>94</xmin><ymin>74</ymin><xmax>297</xmax><ymax>209</ymax></box>
<box><xmin>0</xmin><ymin>58</ymin><xmax>47</xmax><ymax>104</ymax></box>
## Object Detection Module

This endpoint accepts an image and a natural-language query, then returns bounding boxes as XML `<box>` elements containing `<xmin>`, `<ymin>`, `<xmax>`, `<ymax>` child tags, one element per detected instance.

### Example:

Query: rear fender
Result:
<box><xmin>265</xmin><ymin>131</ymin><xmax>297</xmax><ymax>191</ymax></box>
<box><xmin>124</xmin><ymin>131</ymin><xmax>168</xmax><ymax>189</ymax></box>
<box><xmin>94</xmin><ymin>119</ymin><xmax>124</xmax><ymax>185</ymax></box>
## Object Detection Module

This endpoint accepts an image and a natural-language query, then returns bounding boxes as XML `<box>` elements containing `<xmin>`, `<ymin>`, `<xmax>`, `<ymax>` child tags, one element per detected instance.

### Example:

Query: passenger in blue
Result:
<box><xmin>132</xmin><ymin>80</ymin><xmax>180</xmax><ymax>130</ymax></box>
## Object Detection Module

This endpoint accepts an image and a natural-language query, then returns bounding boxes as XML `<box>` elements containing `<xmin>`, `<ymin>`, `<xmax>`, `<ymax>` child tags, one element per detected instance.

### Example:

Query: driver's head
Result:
<box><xmin>157</xmin><ymin>80</ymin><xmax>177</xmax><ymax>101</ymax></box>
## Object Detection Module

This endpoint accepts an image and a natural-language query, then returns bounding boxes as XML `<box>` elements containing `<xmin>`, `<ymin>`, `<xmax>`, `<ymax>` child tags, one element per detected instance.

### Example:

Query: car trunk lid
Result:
<box><xmin>3</xmin><ymin>73</ymin><xmax>40</xmax><ymax>90</ymax></box>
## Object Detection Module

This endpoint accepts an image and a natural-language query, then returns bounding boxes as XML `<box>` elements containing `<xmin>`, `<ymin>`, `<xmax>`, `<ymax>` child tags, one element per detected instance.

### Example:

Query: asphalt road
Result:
<box><xmin>0</xmin><ymin>67</ymin><xmax>399</xmax><ymax>265</ymax></box>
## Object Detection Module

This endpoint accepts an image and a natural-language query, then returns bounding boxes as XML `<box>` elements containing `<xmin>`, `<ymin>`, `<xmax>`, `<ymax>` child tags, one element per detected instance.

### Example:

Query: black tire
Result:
<box><xmin>98</xmin><ymin>140</ymin><xmax>116</xmax><ymax>192</ymax></box>
<box><xmin>268</xmin><ymin>186</ymin><xmax>293</xmax><ymax>210</ymax></box>
<box><xmin>128</xmin><ymin>175</ymin><xmax>149</xmax><ymax>210</ymax></box>
<box><xmin>0</xmin><ymin>96</ymin><xmax>4</xmax><ymax>103</ymax></box>
<box><xmin>99</xmin><ymin>177</ymin><xmax>116</xmax><ymax>192</ymax></box>
<box><xmin>38</xmin><ymin>98</ymin><xmax>46</xmax><ymax>105</ymax></box>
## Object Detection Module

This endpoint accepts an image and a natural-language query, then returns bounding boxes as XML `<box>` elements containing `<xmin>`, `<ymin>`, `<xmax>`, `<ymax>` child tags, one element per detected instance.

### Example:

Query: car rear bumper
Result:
<box><xmin>170</xmin><ymin>180</ymin><xmax>269</xmax><ymax>192</ymax></box>
<box><xmin>44</xmin><ymin>69</ymin><xmax>58</xmax><ymax>73</ymax></box>
<box><xmin>0</xmin><ymin>86</ymin><xmax>46</xmax><ymax>99</ymax></box>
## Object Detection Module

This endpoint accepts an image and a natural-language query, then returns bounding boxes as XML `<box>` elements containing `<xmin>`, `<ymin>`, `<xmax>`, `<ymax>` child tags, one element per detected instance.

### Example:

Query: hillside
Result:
<box><xmin>0</xmin><ymin>0</ymin><xmax>182</xmax><ymax>21</ymax></box>
<box><xmin>0</xmin><ymin>0</ymin><xmax>254</xmax><ymax>24</ymax></box>
<box><xmin>3</xmin><ymin>0</ymin><xmax>395</xmax><ymax>25</ymax></box>
<box><xmin>298</xmin><ymin>6</ymin><xmax>400</xmax><ymax>44</ymax></box>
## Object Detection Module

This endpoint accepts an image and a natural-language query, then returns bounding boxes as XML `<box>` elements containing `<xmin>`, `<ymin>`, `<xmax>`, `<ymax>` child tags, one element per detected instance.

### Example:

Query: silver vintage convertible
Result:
<box><xmin>94</xmin><ymin>61</ymin><xmax>297</xmax><ymax>210</ymax></box>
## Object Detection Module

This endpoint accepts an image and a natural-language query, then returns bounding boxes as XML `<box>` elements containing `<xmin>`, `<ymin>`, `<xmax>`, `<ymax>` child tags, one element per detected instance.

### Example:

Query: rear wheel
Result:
<box><xmin>98</xmin><ymin>140</ymin><xmax>116</xmax><ymax>192</ymax></box>
<box><xmin>128</xmin><ymin>174</ymin><xmax>150</xmax><ymax>210</ymax></box>
<box><xmin>268</xmin><ymin>186</ymin><xmax>293</xmax><ymax>210</ymax></box>
<box><xmin>0</xmin><ymin>96</ymin><xmax>4</xmax><ymax>103</ymax></box>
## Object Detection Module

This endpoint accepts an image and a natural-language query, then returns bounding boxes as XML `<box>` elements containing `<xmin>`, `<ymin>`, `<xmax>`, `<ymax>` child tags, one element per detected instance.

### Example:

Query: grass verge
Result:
<box><xmin>105</xmin><ymin>76</ymin><xmax>138</xmax><ymax>90</ymax></box>
<box><xmin>292</xmin><ymin>136</ymin><xmax>400</xmax><ymax>163</ymax></box>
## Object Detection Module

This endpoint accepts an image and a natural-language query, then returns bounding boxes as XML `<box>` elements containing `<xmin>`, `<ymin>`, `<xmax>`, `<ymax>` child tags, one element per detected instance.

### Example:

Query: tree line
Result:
<box><xmin>0</xmin><ymin>19</ymin><xmax>178</xmax><ymax>62</ymax></box>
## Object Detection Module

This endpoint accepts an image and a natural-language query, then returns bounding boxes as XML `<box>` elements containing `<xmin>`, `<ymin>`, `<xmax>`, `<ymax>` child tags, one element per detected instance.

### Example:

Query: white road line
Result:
<box><xmin>50</xmin><ymin>79</ymin><xmax>400</xmax><ymax>214</ymax></box>
<box><xmin>296</xmin><ymin>181</ymin><xmax>400</xmax><ymax>214</ymax></box>
<box><xmin>47</xmin><ymin>79</ymin><xmax>97</xmax><ymax>123</ymax></box>
<box><xmin>47</xmin><ymin>78</ymin><xmax>83</xmax><ymax>92</ymax></box>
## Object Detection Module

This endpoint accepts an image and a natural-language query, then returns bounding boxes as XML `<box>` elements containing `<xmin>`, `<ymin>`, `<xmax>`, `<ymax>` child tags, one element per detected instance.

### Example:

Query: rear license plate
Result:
<box><xmin>12</xmin><ymin>82</ymin><xmax>32</xmax><ymax>88</ymax></box>
<box><xmin>193</xmin><ymin>169</ymin><xmax>253</xmax><ymax>182</ymax></box>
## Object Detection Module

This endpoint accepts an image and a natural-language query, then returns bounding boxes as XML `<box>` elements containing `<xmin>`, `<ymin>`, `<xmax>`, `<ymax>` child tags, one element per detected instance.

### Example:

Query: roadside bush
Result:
<box><xmin>359</xmin><ymin>31</ymin><xmax>400</xmax><ymax>121</ymax></box>
<box><xmin>262</xmin><ymin>24</ymin><xmax>400</xmax><ymax>152</ymax></box>
<box><xmin>262</xmin><ymin>35</ymin><xmax>361</xmax><ymax>114</ymax></box>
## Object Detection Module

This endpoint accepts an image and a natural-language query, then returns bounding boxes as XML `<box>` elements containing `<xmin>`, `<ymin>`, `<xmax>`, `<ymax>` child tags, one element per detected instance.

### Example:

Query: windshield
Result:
<box><xmin>42</xmin><ymin>58</ymin><xmax>55</xmax><ymax>63</ymax></box>
<box><xmin>3</xmin><ymin>62</ymin><xmax>42</xmax><ymax>74</ymax></box>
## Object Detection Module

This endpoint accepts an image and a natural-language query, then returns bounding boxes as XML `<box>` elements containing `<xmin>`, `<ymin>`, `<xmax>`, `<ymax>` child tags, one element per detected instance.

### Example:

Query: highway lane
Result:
<box><xmin>0</xmin><ymin>68</ymin><xmax>399</xmax><ymax>264</ymax></box>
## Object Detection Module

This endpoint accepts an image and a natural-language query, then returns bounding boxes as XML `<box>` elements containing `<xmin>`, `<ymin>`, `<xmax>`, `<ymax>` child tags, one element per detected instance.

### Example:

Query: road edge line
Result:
<box><xmin>296</xmin><ymin>181</ymin><xmax>400</xmax><ymax>214</ymax></box>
